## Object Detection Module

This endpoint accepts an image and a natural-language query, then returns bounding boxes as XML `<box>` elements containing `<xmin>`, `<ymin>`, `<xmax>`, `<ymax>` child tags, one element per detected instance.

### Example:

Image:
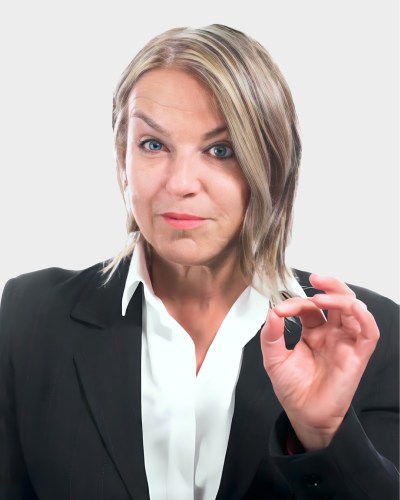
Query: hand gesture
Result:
<box><xmin>261</xmin><ymin>274</ymin><xmax>380</xmax><ymax>450</ymax></box>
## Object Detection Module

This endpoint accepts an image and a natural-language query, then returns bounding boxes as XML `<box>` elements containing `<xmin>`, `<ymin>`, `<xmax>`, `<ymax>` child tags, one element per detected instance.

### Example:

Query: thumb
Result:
<box><xmin>261</xmin><ymin>308</ymin><xmax>290</xmax><ymax>371</ymax></box>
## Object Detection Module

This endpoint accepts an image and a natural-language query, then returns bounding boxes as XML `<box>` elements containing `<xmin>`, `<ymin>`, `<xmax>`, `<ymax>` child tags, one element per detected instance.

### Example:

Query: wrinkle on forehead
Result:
<box><xmin>128</xmin><ymin>68</ymin><xmax>220</xmax><ymax>116</ymax></box>
<box><xmin>129</xmin><ymin>95</ymin><xmax>202</xmax><ymax>115</ymax></box>
<box><xmin>126</xmin><ymin>68</ymin><xmax>226</xmax><ymax>138</ymax></box>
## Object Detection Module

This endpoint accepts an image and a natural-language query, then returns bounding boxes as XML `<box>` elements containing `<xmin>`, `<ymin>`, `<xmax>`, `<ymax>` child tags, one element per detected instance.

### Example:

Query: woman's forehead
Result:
<box><xmin>128</xmin><ymin>68</ymin><xmax>225</xmax><ymax>130</ymax></box>
<box><xmin>132</xmin><ymin>68</ymin><xmax>211</xmax><ymax>103</ymax></box>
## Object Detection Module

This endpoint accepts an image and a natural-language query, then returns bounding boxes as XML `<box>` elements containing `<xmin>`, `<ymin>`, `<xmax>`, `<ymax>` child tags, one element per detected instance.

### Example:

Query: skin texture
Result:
<box><xmin>123</xmin><ymin>67</ymin><xmax>380</xmax><ymax>448</ymax></box>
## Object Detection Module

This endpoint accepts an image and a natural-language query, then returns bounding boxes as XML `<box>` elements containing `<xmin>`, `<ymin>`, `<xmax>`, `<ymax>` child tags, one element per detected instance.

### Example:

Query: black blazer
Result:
<box><xmin>0</xmin><ymin>260</ymin><xmax>398</xmax><ymax>500</ymax></box>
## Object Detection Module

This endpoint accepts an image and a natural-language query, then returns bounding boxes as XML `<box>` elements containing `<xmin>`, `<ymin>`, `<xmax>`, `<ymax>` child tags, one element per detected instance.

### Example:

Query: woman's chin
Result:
<box><xmin>149</xmin><ymin>238</ymin><xmax>238</xmax><ymax>271</ymax></box>
<box><xmin>152</xmin><ymin>244</ymin><xmax>210</xmax><ymax>268</ymax></box>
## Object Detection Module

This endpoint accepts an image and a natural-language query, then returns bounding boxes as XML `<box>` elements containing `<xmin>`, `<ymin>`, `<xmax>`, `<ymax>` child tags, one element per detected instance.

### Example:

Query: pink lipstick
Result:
<box><xmin>161</xmin><ymin>212</ymin><xmax>207</xmax><ymax>229</ymax></box>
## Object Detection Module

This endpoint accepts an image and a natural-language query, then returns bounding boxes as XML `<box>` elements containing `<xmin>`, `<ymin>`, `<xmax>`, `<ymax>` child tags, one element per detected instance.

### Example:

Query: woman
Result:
<box><xmin>0</xmin><ymin>24</ymin><xmax>398</xmax><ymax>500</ymax></box>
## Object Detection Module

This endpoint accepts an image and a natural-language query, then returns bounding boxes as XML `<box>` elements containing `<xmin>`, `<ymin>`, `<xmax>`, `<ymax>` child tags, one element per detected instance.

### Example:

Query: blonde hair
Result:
<box><xmin>105</xmin><ymin>24</ymin><xmax>302</xmax><ymax>304</ymax></box>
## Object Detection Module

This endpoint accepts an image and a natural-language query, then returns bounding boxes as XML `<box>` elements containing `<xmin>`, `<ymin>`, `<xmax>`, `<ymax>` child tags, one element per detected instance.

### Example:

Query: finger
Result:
<box><xmin>273</xmin><ymin>297</ymin><xmax>326</xmax><ymax>329</ymax></box>
<box><xmin>339</xmin><ymin>311</ymin><xmax>362</xmax><ymax>333</ymax></box>
<box><xmin>311</xmin><ymin>293</ymin><xmax>363</xmax><ymax>311</ymax></box>
<box><xmin>310</xmin><ymin>294</ymin><xmax>365</xmax><ymax>329</ymax></box>
<box><xmin>309</xmin><ymin>274</ymin><xmax>356</xmax><ymax>298</ymax></box>
<box><xmin>260</xmin><ymin>308</ymin><xmax>290</xmax><ymax>371</ymax></box>
<box><xmin>350</xmin><ymin>300</ymin><xmax>380</xmax><ymax>343</ymax></box>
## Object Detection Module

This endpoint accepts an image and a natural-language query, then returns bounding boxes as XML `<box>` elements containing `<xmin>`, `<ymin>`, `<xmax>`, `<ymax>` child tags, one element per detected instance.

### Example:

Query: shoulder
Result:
<box><xmin>0</xmin><ymin>261</ymin><xmax>126</xmax><ymax>365</ymax></box>
<box><xmin>1</xmin><ymin>257</ymin><xmax>132</xmax><ymax>332</ymax></box>
<box><xmin>0</xmin><ymin>262</ymin><xmax>107</xmax><ymax>328</ymax></box>
<box><xmin>2</xmin><ymin>263</ymin><xmax>102</xmax><ymax>302</ymax></box>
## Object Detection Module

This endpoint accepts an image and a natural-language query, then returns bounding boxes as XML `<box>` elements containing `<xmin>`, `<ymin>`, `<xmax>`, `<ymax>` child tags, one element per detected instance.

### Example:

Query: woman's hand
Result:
<box><xmin>261</xmin><ymin>274</ymin><xmax>380</xmax><ymax>451</ymax></box>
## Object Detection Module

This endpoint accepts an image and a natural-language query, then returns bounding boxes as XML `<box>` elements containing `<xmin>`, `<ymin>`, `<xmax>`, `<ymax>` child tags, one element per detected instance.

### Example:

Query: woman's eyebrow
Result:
<box><xmin>130</xmin><ymin>111</ymin><xmax>170</xmax><ymax>136</ymax></box>
<box><xmin>130</xmin><ymin>111</ymin><xmax>228</xmax><ymax>140</ymax></box>
<box><xmin>202</xmin><ymin>125</ymin><xmax>229</xmax><ymax>141</ymax></box>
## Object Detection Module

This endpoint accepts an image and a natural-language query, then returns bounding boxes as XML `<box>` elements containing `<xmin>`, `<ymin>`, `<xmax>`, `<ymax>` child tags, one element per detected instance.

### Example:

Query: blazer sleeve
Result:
<box><xmin>0</xmin><ymin>279</ymin><xmax>38</xmax><ymax>500</ymax></box>
<box><xmin>268</xmin><ymin>290</ymin><xmax>399</xmax><ymax>500</ymax></box>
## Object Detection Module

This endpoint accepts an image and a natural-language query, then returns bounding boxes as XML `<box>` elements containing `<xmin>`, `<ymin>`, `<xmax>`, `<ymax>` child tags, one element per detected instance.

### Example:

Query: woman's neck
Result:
<box><xmin>149</xmin><ymin>248</ymin><xmax>249</xmax><ymax>373</ymax></box>
<box><xmin>150</xmin><ymin>247</ymin><xmax>247</xmax><ymax>308</ymax></box>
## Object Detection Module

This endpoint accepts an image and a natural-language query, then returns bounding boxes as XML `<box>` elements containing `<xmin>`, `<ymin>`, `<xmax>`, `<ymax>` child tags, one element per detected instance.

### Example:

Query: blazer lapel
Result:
<box><xmin>215</xmin><ymin>331</ymin><xmax>281</xmax><ymax>499</ymax></box>
<box><xmin>71</xmin><ymin>262</ymin><xmax>149</xmax><ymax>500</ymax></box>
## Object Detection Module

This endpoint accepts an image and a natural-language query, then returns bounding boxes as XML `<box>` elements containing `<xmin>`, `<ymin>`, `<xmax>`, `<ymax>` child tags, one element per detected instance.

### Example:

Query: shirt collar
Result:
<box><xmin>121</xmin><ymin>238</ymin><xmax>153</xmax><ymax>316</ymax></box>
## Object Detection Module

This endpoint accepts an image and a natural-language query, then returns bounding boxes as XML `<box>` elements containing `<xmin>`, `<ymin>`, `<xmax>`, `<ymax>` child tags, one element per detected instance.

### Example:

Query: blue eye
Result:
<box><xmin>209</xmin><ymin>144</ymin><xmax>234</xmax><ymax>159</ymax></box>
<box><xmin>140</xmin><ymin>139</ymin><xmax>163</xmax><ymax>151</ymax></box>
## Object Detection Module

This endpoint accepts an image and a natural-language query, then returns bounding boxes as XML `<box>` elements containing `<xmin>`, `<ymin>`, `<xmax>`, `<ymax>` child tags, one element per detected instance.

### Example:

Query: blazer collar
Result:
<box><xmin>70</xmin><ymin>259</ymin><xmax>132</xmax><ymax>329</ymax></box>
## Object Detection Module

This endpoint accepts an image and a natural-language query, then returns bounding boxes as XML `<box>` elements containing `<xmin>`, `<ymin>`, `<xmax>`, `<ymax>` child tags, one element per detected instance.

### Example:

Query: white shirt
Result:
<box><xmin>122</xmin><ymin>241</ymin><xmax>305</xmax><ymax>500</ymax></box>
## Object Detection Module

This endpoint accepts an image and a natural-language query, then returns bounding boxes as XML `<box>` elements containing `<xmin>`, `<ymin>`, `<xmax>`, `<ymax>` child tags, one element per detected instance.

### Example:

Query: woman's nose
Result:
<box><xmin>165</xmin><ymin>153</ymin><xmax>202</xmax><ymax>197</ymax></box>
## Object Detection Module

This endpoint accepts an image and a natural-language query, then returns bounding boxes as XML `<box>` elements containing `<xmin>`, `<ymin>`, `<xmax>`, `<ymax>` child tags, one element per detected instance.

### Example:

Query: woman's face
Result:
<box><xmin>124</xmin><ymin>68</ymin><xmax>249</xmax><ymax>269</ymax></box>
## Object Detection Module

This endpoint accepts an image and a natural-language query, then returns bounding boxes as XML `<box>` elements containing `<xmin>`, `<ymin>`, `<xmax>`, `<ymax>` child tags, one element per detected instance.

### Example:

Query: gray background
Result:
<box><xmin>0</xmin><ymin>0</ymin><xmax>398</xmax><ymax>302</ymax></box>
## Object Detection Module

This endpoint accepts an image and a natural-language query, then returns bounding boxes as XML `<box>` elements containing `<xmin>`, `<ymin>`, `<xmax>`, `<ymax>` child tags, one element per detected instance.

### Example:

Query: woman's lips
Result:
<box><xmin>161</xmin><ymin>212</ymin><xmax>207</xmax><ymax>229</ymax></box>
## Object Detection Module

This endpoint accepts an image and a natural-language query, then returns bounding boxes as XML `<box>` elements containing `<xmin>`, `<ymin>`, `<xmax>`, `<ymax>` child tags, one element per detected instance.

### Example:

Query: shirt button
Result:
<box><xmin>303</xmin><ymin>473</ymin><xmax>322</xmax><ymax>487</ymax></box>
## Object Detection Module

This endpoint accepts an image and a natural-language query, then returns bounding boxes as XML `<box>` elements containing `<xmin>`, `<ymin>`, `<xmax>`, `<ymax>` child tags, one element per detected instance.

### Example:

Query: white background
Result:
<box><xmin>0</xmin><ymin>0</ymin><xmax>398</xmax><ymax>302</ymax></box>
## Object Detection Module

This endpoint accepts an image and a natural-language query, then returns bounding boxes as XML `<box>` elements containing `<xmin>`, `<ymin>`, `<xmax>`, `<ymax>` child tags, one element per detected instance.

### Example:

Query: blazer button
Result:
<box><xmin>303</xmin><ymin>473</ymin><xmax>322</xmax><ymax>487</ymax></box>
